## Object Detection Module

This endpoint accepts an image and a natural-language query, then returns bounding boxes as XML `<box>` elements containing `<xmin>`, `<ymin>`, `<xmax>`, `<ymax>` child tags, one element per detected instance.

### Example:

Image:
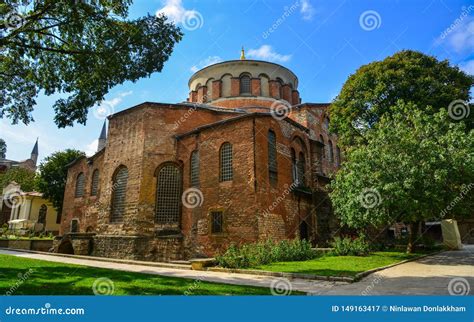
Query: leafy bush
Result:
<box><xmin>330</xmin><ymin>235</ymin><xmax>370</xmax><ymax>256</ymax></box>
<box><xmin>217</xmin><ymin>239</ymin><xmax>316</xmax><ymax>269</ymax></box>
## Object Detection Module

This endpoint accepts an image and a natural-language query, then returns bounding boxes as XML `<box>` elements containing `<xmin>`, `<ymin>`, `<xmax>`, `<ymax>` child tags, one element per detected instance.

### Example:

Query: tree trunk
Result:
<box><xmin>406</xmin><ymin>221</ymin><xmax>420</xmax><ymax>253</ymax></box>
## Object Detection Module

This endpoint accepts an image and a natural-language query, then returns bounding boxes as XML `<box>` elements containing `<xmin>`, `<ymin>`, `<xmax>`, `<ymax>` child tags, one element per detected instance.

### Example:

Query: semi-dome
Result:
<box><xmin>187</xmin><ymin>56</ymin><xmax>301</xmax><ymax>109</ymax></box>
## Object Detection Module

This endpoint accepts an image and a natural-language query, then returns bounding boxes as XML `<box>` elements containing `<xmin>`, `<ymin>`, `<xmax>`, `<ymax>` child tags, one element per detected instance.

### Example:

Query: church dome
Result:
<box><xmin>187</xmin><ymin>57</ymin><xmax>300</xmax><ymax>110</ymax></box>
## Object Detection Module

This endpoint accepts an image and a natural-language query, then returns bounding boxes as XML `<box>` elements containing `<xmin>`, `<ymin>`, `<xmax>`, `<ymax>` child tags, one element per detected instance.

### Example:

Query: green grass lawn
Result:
<box><xmin>0</xmin><ymin>254</ymin><xmax>277</xmax><ymax>295</ymax></box>
<box><xmin>255</xmin><ymin>251</ymin><xmax>426</xmax><ymax>277</ymax></box>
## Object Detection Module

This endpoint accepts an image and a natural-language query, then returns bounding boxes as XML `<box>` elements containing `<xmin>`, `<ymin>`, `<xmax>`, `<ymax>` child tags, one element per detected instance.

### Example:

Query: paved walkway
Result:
<box><xmin>1</xmin><ymin>246</ymin><xmax>473</xmax><ymax>295</ymax></box>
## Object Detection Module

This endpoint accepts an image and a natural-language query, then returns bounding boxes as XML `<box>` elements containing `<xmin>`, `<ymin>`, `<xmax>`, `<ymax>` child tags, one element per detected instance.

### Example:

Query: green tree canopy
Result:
<box><xmin>329</xmin><ymin>102</ymin><xmax>474</xmax><ymax>252</ymax></box>
<box><xmin>36</xmin><ymin>149</ymin><xmax>84</xmax><ymax>213</ymax></box>
<box><xmin>330</xmin><ymin>50</ymin><xmax>473</xmax><ymax>146</ymax></box>
<box><xmin>0</xmin><ymin>167</ymin><xmax>37</xmax><ymax>191</ymax></box>
<box><xmin>0</xmin><ymin>139</ymin><xmax>6</xmax><ymax>158</ymax></box>
<box><xmin>1</xmin><ymin>0</ymin><xmax>182</xmax><ymax>127</ymax></box>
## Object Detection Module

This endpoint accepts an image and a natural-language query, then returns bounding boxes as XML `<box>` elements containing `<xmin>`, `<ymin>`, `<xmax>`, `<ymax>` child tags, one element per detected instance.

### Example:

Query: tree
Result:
<box><xmin>36</xmin><ymin>149</ymin><xmax>84</xmax><ymax>213</ymax></box>
<box><xmin>0</xmin><ymin>139</ymin><xmax>6</xmax><ymax>158</ymax></box>
<box><xmin>1</xmin><ymin>1</ymin><xmax>182</xmax><ymax>127</ymax></box>
<box><xmin>329</xmin><ymin>102</ymin><xmax>474</xmax><ymax>253</ymax></box>
<box><xmin>330</xmin><ymin>50</ymin><xmax>473</xmax><ymax>146</ymax></box>
<box><xmin>0</xmin><ymin>167</ymin><xmax>37</xmax><ymax>191</ymax></box>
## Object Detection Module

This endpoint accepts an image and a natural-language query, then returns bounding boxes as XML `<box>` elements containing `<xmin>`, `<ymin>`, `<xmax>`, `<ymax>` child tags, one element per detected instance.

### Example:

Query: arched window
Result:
<box><xmin>324</xmin><ymin>117</ymin><xmax>330</xmax><ymax>131</ymax></box>
<box><xmin>75</xmin><ymin>173</ymin><xmax>85</xmax><ymax>198</ymax></box>
<box><xmin>328</xmin><ymin>140</ymin><xmax>334</xmax><ymax>163</ymax></box>
<box><xmin>38</xmin><ymin>204</ymin><xmax>47</xmax><ymax>224</ymax></box>
<box><xmin>268</xmin><ymin>130</ymin><xmax>278</xmax><ymax>184</ymax></box>
<box><xmin>298</xmin><ymin>152</ymin><xmax>306</xmax><ymax>186</ymax></box>
<box><xmin>240</xmin><ymin>75</ymin><xmax>251</xmax><ymax>94</ymax></box>
<box><xmin>190</xmin><ymin>150</ymin><xmax>199</xmax><ymax>187</ymax></box>
<box><xmin>90</xmin><ymin>169</ymin><xmax>100</xmax><ymax>196</ymax></box>
<box><xmin>110</xmin><ymin>166</ymin><xmax>128</xmax><ymax>223</ymax></box>
<box><xmin>219</xmin><ymin>143</ymin><xmax>233</xmax><ymax>182</ymax></box>
<box><xmin>156</xmin><ymin>164</ymin><xmax>182</xmax><ymax>223</ymax></box>
<box><xmin>291</xmin><ymin>148</ymin><xmax>297</xmax><ymax>184</ymax></box>
<box><xmin>276</xmin><ymin>78</ymin><xmax>284</xmax><ymax>99</ymax></box>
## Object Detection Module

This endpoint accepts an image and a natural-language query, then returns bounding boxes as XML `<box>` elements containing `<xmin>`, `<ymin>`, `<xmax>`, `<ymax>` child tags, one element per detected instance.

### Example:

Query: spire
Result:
<box><xmin>99</xmin><ymin>121</ymin><xmax>107</xmax><ymax>140</ymax></box>
<box><xmin>97</xmin><ymin>121</ymin><xmax>107</xmax><ymax>152</ymax></box>
<box><xmin>30</xmin><ymin>138</ymin><xmax>38</xmax><ymax>165</ymax></box>
<box><xmin>240</xmin><ymin>46</ymin><xmax>246</xmax><ymax>60</ymax></box>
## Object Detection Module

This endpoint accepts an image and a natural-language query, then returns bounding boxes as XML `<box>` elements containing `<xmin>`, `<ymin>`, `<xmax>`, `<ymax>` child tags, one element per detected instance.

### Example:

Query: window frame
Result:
<box><xmin>210</xmin><ymin>211</ymin><xmax>224</xmax><ymax>234</ymax></box>
<box><xmin>90</xmin><ymin>169</ymin><xmax>100</xmax><ymax>196</ymax></box>
<box><xmin>110</xmin><ymin>166</ymin><xmax>128</xmax><ymax>223</ymax></box>
<box><xmin>268</xmin><ymin>130</ymin><xmax>278</xmax><ymax>185</ymax></box>
<box><xmin>190</xmin><ymin>150</ymin><xmax>200</xmax><ymax>187</ymax></box>
<box><xmin>155</xmin><ymin>163</ymin><xmax>183</xmax><ymax>224</ymax></box>
<box><xmin>75</xmin><ymin>172</ymin><xmax>85</xmax><ymax>198</ymax></box>
<box><xmin>239</xmin><ymin>74</ymin><xmax>251</xmax><ymax>95</ymax></box>
<box><xmin>219</xmin><ymin>142</ymin><xmax>233</xmax><ymax>182</ymax></box>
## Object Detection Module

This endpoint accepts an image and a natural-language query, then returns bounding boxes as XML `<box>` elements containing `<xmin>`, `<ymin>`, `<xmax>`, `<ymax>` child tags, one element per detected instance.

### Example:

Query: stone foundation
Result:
<box><xmin>92</xmin><ymin>235</ymin><xmax>184</xmax><ymax>262</ymax></box>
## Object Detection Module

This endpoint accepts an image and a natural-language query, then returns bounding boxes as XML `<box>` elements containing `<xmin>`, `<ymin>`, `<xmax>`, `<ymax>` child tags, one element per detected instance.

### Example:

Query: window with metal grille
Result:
<box><xmin>155</xmin><ymin>164</ymin><xmax>182</xmax><ymax>223</ymax></box>
<box><xmin>240</xmin><ymin>75</ymin><xmax>251</xmax><ymax>94</ymax></box>
<box><xmin>190</xmin><ymin>150</ymin><xmax>199</xmax><ymax>187</ymax></box>
<box><xmin>298</xmin><ymin>152</ymin><xmax>306</xmax><ymax>186</ymax></box>
<box><xmin>110</xmin><ymin>166</ymin><xmax>128</xmax><ymax>223</ymax></box>
<box><xmin>75</xmin><ymin>173</ymin><xmax>85</xmax><ymax>198</ymax></box>
<box><xmin>38</xmin><ymin>204</ymin><xmax>47</xmax><ymax>224</ymax></box>
<box><xmin>211</xmin><ymin>211</ymin><xmax>223</xmax><ymax>234</ymax></box>
<box><xmin>71</xmin><ymin>219</ymin><xmax>79</xmax><ymax>233</ymax></box>
<box><xmin>91</xmin><ymin>169</ymin><xmax>99</xmax><ymax>196</ymax></box>
<box><xmin>268</xmin><ymin>130</ymin><xmax>278</xmax><ymax>184</ymax></box>
<box><xmin>328</xmin><ymin>140</ymin><xmax>334</xmax><ymax>163</ymax></box>
<box><xmin>219</xmin><ymin>143</ymin><xmax>233</xmax><ymax>182</ymax></box>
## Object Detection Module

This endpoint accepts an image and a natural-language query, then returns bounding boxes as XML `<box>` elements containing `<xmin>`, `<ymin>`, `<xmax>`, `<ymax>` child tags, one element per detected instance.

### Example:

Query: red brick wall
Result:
<box><xmin>251</xmin><ymin>78</ymin><xmax>261</xmax><ymax>96</ymax></box>
<box><xmin>230</xmin><ymin>78</ymin><xmax>240</xmax><ymax>97</ymax></box>
<box><xmin>211</xmin><ymin>80</ymin><xmax>221</xmax><ymax>100</ymax></box>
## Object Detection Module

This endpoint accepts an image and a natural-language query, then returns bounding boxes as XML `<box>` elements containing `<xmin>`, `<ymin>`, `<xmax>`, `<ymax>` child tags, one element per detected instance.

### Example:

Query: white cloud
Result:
<box><xmin>300</xmin><ymin>0</ymin><xmax>316</xmax><ymax>20</ymax></box>
<box><xmin>85</xmin><ymin>139</ymin><xmax>99</xmax><ymax>157</ymax></box>
<box><xmin>246</xmin><ymin>45</ymin><xmax>292</xmax><ymax>63</ymax></box>
<box><xmin>156</xmin><ymin>0</ymin><xmax>201</xmax><ymax>25</ymax></box>
<box><xmin>190</xmin><ymin>56</ymin><xmax>222</xmax><ymax>73</ymax></box>
<box><xmin>459</xmin><ymin>60</ymin><xmax>474</xmax><ymax>75</ymax></box>
<box><xmin>438</xmin><ymin>17</ymin><xmax>474</xmax><ymax>53</ymax></box>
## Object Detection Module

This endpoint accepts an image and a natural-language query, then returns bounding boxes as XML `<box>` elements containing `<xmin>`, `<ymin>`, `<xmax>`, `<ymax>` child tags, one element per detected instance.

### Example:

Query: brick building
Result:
<box><xmin>58</xmin><ymin>55</ymin><xmax>342</xmax><ymax>261</ymax></box>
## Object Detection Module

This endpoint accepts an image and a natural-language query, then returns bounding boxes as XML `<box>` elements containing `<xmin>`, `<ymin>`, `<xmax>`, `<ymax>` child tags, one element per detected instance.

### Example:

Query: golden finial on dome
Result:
<box><xmin>240</xmin><ymin>46</ymin><xmax>246</xmax><ymax>60</ymax></box>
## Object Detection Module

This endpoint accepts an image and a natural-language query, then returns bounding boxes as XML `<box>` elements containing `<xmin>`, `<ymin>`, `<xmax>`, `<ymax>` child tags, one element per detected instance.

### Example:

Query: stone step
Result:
<box><xmin>169</xmin><ymin>260</ymin><xmax>191</xmax><ymax>265</ymax></box>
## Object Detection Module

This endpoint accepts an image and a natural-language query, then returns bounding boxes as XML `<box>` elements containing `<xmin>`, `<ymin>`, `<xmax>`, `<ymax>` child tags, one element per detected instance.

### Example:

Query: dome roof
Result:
<box><xmin>187</xmin><ymin>59</ymin><xmax>300</xmax><ymax>109</ymax></box>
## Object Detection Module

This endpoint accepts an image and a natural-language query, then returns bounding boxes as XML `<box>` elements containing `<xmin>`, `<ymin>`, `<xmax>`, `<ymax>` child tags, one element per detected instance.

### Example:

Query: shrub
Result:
<box><xmin>216</xmin><ymin>239</ymin><xmax>316</xmax><ymax>269</ymax></box>
<box><xmin>330</xmin><ymin>235</ymin><xmax>370</xmax><ymax>256</ymax></box>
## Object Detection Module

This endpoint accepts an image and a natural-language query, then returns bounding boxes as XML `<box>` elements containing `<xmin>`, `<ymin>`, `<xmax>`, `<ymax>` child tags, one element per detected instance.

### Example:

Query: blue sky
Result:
<box><xmin>2</xmin><ymin>0</ymin><xmax>473</xmax><ymax>163</ymax></box>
